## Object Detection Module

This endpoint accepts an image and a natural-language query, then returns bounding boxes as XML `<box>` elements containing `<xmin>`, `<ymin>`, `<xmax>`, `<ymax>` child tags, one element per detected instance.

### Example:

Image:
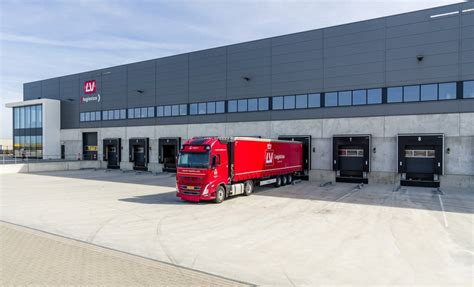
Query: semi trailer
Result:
<box><xmin>176</xmin><ymin>137</ymin><xmax>303</xmax><ymax>203</ymax></box>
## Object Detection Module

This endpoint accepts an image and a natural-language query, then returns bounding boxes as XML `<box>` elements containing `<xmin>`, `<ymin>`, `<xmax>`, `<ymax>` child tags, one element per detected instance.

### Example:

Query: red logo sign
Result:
<box><xmin>83</xmin><ymin>80</ymin><xmax>96</xmax><ymax>94</ymax></box>
<box><xmin>265</xmin><ymin>150</ymin><xmax>274</xmax><ymax>166</ymax></box>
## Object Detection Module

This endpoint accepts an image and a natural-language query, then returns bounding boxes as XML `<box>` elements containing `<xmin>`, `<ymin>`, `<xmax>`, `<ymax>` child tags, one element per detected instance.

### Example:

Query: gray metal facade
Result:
<box><xmin>23</xmin><ymin>2</ymin><xmax>474</xmax><ymax>130</ymax></box>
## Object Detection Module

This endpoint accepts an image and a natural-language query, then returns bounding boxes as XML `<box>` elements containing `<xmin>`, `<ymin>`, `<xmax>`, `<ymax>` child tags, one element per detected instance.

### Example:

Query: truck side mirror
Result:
<box><xmin>211</xmin><ymin>155</ymin><xmax>217</xmax><ymax>169</ymax></box>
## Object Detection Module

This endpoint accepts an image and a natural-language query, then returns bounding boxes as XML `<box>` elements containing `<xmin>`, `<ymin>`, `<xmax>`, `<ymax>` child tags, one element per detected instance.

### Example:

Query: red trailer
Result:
<box><xmin>176</xmin><ymin>137</ymin><xmax>303</xmax><ymax>203</ymax></box>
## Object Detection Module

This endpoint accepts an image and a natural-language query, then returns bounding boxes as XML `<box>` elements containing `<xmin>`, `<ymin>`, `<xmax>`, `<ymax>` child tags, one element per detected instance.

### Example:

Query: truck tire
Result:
<box><xmin>214</xmin><ymin>185</ymin><xmax>225</xmax><ymax>203</ymax></box>
<box><xmin>287</xmin><ymin>174</ymin><xmax>293</xmax><ymax>184</ymax></box>
<box><xmin>274</xmin><ymin>176</ymin><xmax>282</xmax><ymax>187</ymax></box>
<box><xmin>244</xmin><ymin>180</ymin><xmax>254</xmax><ymax>196</ymax></box>
<box><xmin>281</xmin><ymin>175</ymin><xmax>287</xmax><ymax>186</ymax></box>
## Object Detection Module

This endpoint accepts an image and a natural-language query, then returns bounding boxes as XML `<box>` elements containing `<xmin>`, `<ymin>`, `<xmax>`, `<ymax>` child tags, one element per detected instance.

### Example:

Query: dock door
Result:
<box><xmin>398</xmin><ymin>134</ymin><xmax>443</xmax><ymax>187</ymax></box>
<box><xmin>159</xmin><ymin>137</ymin><xmax>181</xmax><ymax>172</ymax></box>
<box><xmin>129</xmin><ymin>138</ymin><xmax>149</xmax><ymax>171</ymax></box>
<box><xmin>278</xmin><ymin>135</ymin><xmax>311</xmax><ymax>180</ymax></box>
<box><xmin>103</xmin><ymin>138</ymin><xmax>121</xmax><ymax>169</ymax></box>
<box><xmin>333</xmin><ymin>135</ymin><xmax>371</xmax><ymax>184</ymax></box>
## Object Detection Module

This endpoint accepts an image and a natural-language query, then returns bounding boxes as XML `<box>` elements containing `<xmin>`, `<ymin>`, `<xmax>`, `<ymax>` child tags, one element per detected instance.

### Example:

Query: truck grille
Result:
<box><xmin>183</xmin><ymin>191</ymin><xmax>200</xmax><ymax>195</ymax></box>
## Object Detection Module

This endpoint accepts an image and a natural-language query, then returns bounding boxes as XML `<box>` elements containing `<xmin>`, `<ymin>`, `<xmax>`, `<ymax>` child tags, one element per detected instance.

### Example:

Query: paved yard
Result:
<box><xmin>1</xmin><ymin>170</ymin><xmax>473</xmax><ymax>286</ymax></box>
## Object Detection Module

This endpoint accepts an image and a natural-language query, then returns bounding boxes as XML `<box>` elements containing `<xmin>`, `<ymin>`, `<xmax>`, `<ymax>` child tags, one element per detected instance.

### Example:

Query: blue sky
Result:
<box><xmin>0</xmin><ymin>0</ymin><xmax>460</xmax><ymax>139</ymax></box>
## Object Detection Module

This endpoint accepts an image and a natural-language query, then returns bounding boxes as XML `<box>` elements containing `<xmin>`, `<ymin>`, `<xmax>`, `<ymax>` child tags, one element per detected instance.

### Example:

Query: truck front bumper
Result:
<box><xmin>176</xmin><ymin>190</ymin><xmax>215</xmax><ymax>202</ymax></box>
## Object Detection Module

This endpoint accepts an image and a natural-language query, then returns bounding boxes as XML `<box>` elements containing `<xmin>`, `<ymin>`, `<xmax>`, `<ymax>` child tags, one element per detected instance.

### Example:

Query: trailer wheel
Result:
<box><xmin>287</xmin><ymin>174</ymin><xmax>293</xmax><ymax>184</ymax></box>
<box><xmin>274</xmin><ymin>176</ymin><xmax>282</xmax><ymax>187</ymax></box>
<box><xmin>281</xmin><ymin>175</ymin><xmax>287</xmax><ymax>186</ymax></box>
<box><xmin>244</xmin><ymin>180</ymin><xmax>254</xmax><ymax>196</ymax></box>
<box><xmin>214</xmin><ymin>185</ymin><xmax>225</xmax><ymax>203</ymax></box>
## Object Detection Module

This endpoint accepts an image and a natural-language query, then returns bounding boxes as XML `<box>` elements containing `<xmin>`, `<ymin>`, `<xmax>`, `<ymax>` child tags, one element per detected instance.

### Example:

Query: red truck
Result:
<box><xmin>176</xmin><ymin>137</ymin><xmax>303</xmax><ymax>203</ymax></box>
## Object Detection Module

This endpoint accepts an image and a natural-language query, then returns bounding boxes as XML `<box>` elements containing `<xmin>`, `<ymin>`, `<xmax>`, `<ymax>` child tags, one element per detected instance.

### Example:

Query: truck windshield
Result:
<box><xmin>178</xmin><ymin>152</ymin><xmax>209</xmax><ymax>168</ymax></box>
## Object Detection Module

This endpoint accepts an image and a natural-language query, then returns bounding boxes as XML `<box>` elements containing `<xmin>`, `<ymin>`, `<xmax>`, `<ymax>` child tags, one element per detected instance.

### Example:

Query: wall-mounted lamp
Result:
<box><xmin>242</xmin><ymin>76</ymin><xmax>251</xmax><ymax>82</ymax></box>
<box><xmin>136</xmin><ymin>89</ymin><xmax>145</xmax><ymax>94</ymax></box>
<box><xmin>416</xmin><ymin>55</ymin><xmax>424</xmax><ymax>62</ymax></box>
<box><xmin>67</xmin><ymin>98</ymin><xmax>74</xmax><ymax>102</ymax></box>
<box><xmin>446</xmin><ymin>147</ymin><xmax>451</xmax><ymax>154</ymax></box>
<box><xmin>373</xmin><ymin>147</ymin><xmax>377</xmax><ymax>154</ymax></box>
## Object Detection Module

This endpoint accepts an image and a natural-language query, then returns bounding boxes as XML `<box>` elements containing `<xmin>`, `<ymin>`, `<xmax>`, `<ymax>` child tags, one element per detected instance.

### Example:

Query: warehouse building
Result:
<box><xmin>6</xmin><ymin>2</ymin><xmax>474</xmax><ymax>188</ymax></box>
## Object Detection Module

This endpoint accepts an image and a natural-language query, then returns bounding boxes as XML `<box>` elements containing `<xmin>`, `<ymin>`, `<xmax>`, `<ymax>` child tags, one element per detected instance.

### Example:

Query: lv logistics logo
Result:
<box><xmin>80</xmin><ymin>80</ymin><xmax>101</xmax><ymax>104</ymax></box>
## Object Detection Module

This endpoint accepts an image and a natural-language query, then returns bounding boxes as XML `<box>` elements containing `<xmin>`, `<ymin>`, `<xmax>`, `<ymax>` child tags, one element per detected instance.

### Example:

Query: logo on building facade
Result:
<box><xmin>83</xmin><ymin>80</ymin><xmax>96</xmax><ymax>94</ymax></box>
<box><xmin>81</xmin><ymin>80</ymin><xmax>100</xmax><ymax>104</ymax></box>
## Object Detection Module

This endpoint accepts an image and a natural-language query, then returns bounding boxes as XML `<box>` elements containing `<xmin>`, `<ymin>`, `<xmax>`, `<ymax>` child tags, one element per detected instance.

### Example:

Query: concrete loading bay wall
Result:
<box><xmin>0</xmin><ymin>160</ymin><xmax>100</xmax><ymax>175</ymax></box>
<box><xmin>60</xmin><ymin>112</ymin><xmax>474</xmax><ymax>188</ymax></box>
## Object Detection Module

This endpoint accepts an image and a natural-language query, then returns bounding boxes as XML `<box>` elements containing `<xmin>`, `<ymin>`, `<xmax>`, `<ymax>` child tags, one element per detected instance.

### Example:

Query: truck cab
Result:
<box><xmin>176</xmin><ymin>137</ymin><xmax>229</xmax><ymax>202</ymax></box>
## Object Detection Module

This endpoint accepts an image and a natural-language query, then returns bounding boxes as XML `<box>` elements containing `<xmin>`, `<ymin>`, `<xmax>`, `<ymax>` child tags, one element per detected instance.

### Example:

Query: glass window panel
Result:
<box><xmin>103</xmin><ymin>111</ymin><xmax>108</xmax><ymax>120</ymax></box>
<box><xmin>25</xmin><ymin>136</ymin><xmax>30</xmax><ymax>156</ymax></box>
<box><xmin>190</xmin><ymin>103</ymin><xmax>198</xmax><ymax>115</ymax></box>
<box><xmin>25</xmin><ymin>106</ymin><xmax>31</xmax><ymax>128</ymax></box>
<box><xmin>258</xmin><ymin>98</ymin><xmax>269</xmax><ymax>111</ymax></box>
<box><xmin>31</xmin><ymin>106</ymin><xmax>36</xmax><ymax>128</ymax></box>
<box><xmin>19</xmin><ymin>107</ymin><xmax>25</xmax><ymax>128</ymax></box>
<box><xmin>216</xmin><ymin>101</ymin><xmax>225</xmax><ymax>113</ymax></box>
<box><xmin>85</xmin><ymin>112</ymin><xmax>90</xmax><ymax>121</ymax></box>
<box><xmin>367</xmin><ymin>89</ymin><xmax>382</xmax><ymax>104</ymax></box>
<box><xmin>272</xmin><ymin>97</ymin><xmax>283</xmax><ymax>110</ymax></box>
<box><xmin>37</xmin><ymin>136</ymin><xmax>42</xmax><ymax>158</ymax></box>
<box><xmin>164</xmin><ymin>105</ymin><xmax>172</xmax><ymax>116</ymax></box>
<box><xmin>238</xmin><ymin>99</ymin><xmax>247</xmax><ymax>112</ymax></box>
<box><xmin>325</xmin><ymin>92</ymin><xmax>338</xmax><ymax>107</ymax></box>
<box><xmin>421</xmin><ymin>84</ymin><xmax>437</xmax><ymax>101</ymax></box>
<box><xmin>30</xmin><ymin>136</ymin><xmax>37</xmax><ymax>158</ymax></box>
<box><xmin>108</xmin><ymin>110</ymin><xmax>114</xmax><ymax>120</ymax></box>
<box><xmin>308</xmin><ymin>93</ymin><xmax>320</xmax><ymax>108</ymax></box>
<box><xmin>157</xmin><ymin>106</ymin><xmax>164</xmax><ymax>117</ymax></box>
<box><xmin>180</xmin><ymin>104</ymin><xmax>187</xmax><ymax>115</ymax></box>
<box><xmin>148</xmin><ymin>107</ymin><xmax>155</xmax><ymax>117</ymax></box>
<box><xmin>90</xmin><ymin>111</ymin><xmax>96</xmax><ymax>121</ymax></box>
<box><xmin>120</xmin><ymin>109</ymin><xmax>126</xmax><ymax>119</ymax></box>
<box><xmin>140</xmin><ymin>107</ymin><xmax>147</xmax><ymax>118</ymax></box>
<box><xmin>111</xmin><ymin>110</ymin><xmax>118</xmax><ymax>120</ymax></box>
<box><xmin>198</xmin><ymin>103</ymin><xmax>207</xmax><ymax>114</ymax></box>
<box><xmin>248</xmin><ymin>99</ymin><xmax>258</xmax><ymax>111</ymax></box>
<box><xmin>14</xmin><ymin>108</ymin><xmax>19</xmax><ymax>129</ymax></box>
<box><xmin>284</xmin><ymin>95</ymin><xmax>295</xmax><ymax>109</ymax></box>
<box><xmin>439</xmin><ymin>82</ymin><xmax>456</xmax><ymax>100</ymax></box>
<box><xmin>172</xmin><ymin>105</ymin><xmax>179</xmax><ymax>116</ymax></box>
<box><xmin>387</xmin><ymin>87</ymin><xmax>403</xmax><ymax>103</ymax></box>
<box><xmin>207</xmin><ymin>102</ymin><xmax>216</xmax><ymax>114</ymax></box>
<box><xmin>338</xmin><ymin>91</ymin><xmax>352</xmax><ymax>106</ymax></box>
<box><xmin>134</xmin><ymin>108</ymin><xmax>140</xmax><ymax>118</ymax></box>
<box><xmin>403</xmin><ymin>85</ymin><xmax>420</xmax><ymax>102</ymax></box>
<box><xmin>96</xmin><ymin>111</ymin><xmax>101</xmax><ymax>121</ymax></box>
<box><xmin>228</xmin><ymin>100</ymin><xmax>237</xmax><ymax>113</ymax></box>
<box><xmin>37</xmin><ymin>105</ymin><xmax>42</xmax><ymax>128</ymax></box>
<box><xmin>80</xmin><ymin>113</ymin><xmax>85</xmax><ymax>122</ymax></box>
<box><xmin>464</xmin><ymin>81</ymin><xmax>474</xmax><ymax>98</ymax></box>
<box><xmin>353</xmin><ymin>90</ymin><xmax>367</xmax><ymax>105</ymax></box>
<box><xmin>295</xmin><ymin>95</ymin><xmax>307</xmax><ymax>109</ymax></box>
<box><xmin>128</xmin><ymin>108</ymin><xmax>134</xmax><ymax>119</ymax></box>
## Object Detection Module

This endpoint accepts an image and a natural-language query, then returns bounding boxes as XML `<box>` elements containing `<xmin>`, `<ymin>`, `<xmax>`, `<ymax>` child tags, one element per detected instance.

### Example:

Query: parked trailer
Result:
<box><xmin>176</xmin><ymin>137</ymin><xmax>303</xmax><ymax>203</ymax></box>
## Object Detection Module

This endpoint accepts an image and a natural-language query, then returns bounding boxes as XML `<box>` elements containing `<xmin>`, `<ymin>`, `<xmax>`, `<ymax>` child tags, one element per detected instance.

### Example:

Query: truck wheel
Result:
<box><xmin>274</xmin><ymin>176</ymin><xmax>281</xmax><ymax>187</ymax></box>
<box><xmin>287</xmin><ymin>174</ymin><xmax>293</xmax><ymax>184</ymax></box>
<box><xmin>281</xmin><ymin>175</ymin><xmax>287</xmax><ymax>186</ymax></box>
<box><xmin>244</xmin><ymin>180</ymin><xmax>254</xmax><ymax>196</ymax></box>
<box><xmin>214</xmin><ymin>186</ymin><xmax>225</xmax><ymax>203</ymax></box>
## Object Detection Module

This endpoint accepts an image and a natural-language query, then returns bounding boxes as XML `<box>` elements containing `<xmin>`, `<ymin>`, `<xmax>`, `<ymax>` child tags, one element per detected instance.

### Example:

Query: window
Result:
<box><xmin>128</xmin><ymin>108</ymin><xmax>134</xmax><ymax>119</ymax></box>
<box><xmin>108</xmin><ymin>110</ymin><xmax>114</xmax><ymax>120</ymax></box>
<box><xmin>207</xmin><ymin>102</ymin><xmax>215</xmax><ymax>114</ymax></box>
<box><xmin>37</xmin><ymin>105</ymin><xmax>42</xmax><ymax>128</ymax></box>
<box><xmin>139</xmin><ymin>107</ymin><xmax>146</xmax><ymax>118</ymax></box>
<box><xmin>308</xmin><ymin>93</ymin><xmax>320</xmax><ymax>108</ymax></box>
<box><xmin>198</xmin><ymin>103</ymin><xmax>206</xmax><ymax>114</ymax></box>
<box><xmin>19</xmin><ymin>107</ymin><xmax>24</xmax><ymax>128</ymax></box>
<box><xmin>353</xmin><ymin>90</ymin><xmax>366</xmax><ymax>105</ymax></box>
<box><xmin>295</xmin><ymin>95</ymin><xmax>307</xmax><ymax>109</ymax></box>
<box><xmin>180</xmin><ymin>104</ymin><xmax>187</xmax><ymax>115</ymax></box>
<box><xmin>14</xmin><ymin>108</ymin><xmax>19</xmax><ymax>128</ymax></box>
<box><xmin>338</xmin><ymin>91</ymin><xmax>352</xmax><ymax>106</ymax></box>
<box><xmin>25</xmin><ymin>106</ymin><xmax>30</xmax><ymax>128</ymax></box>
<box><xmin>31</xmin><ymin>106</ymin><xmax>36</xmax><ymax>128</ymax></box>
<box><xmin>387</xmin><ymin>87</ymin><xmax>402</xmax><ymax>103</ymax></box>
<box><xmin>112</xmin><ymin>110</ymin><xmax>119</xmax><ymax>120</ymax></box>
<box><xmin>258</xmin><ymin>98</ymin><xmax>269</xmax><ymax>111</ymax></box>
<box><xmin>238</xmin><ymin>99</ymin><xmax>247</xmax><ymax>112</ymax></box>
<box><xmin>367</xmin><ymin>89</ymin><xmax>382</xmax><ymax>104</ymax></box>
<box><xmin>216</xmin><ymin>101</ymin><xmax>225</xmax><ymax>113</ymax></box>
<box><xmin>96</xmin><ymin>111</ymin><xmax>101</xmax><ymax>121</ymax></box>
<box><xmin>134</xmin><ymin>108</ymin><xmax>140</xmax><ymax>118</ymax></box>
<box><xmin>403</xmin><ymin>85</ymin><xmax>420</xmax><ymax>102</ymax></box>
<box><xmin>438</xmin><ymin>82</ymin><xmax>456</xmax><ymax>100</ymax></box>
<box><xmin>90</xmin><ymin>111</ymin><xmax>96</xmax><ymax>121</ymax></box>
<box><xmin>190</xmin><ymin>103</ymin><xmax>198</xmax><ymax>115</ymax></box>
<box><xmin>325</xmin><ymin>92</ymin><xmax>337</xmax><ymax>107</ymax></box>
<box><xmin>421</xmin><ymin>84</ymin><xmax>437</xmax><ymax>101</ymax></box>
<box><xmin>284</xmin><ymin>95</ymin><xmax>295</xmax><ymax>109</ymax></box>
<box><xmin>172</xmin><ymin>105</ymin><xmax>179</xmax><ymax>116</ymax></box>
<box><xmin>120</xmin><ymin>109</ymin><xmax>126</xmax><ymax>119</ymax></box>
<box><xmin>148</xmin><ymin>107</ymin><xmax>155</xmax><ymax>117</ymax></box>
<box><xmin>80</xmin><ymin>113</ymin><xmax>85</xmax><ymax>122</ymax></box>
<box><xmin>85</xmin><ymin>112</ymin><xmax>90</xmax><ymax>121</ymax></box>
<box><xmin>157</xmin><ymin>106</ymin><xmax>164</xmax><ymax>117</ymax></box>
<box><xmin>273</xmin><ymin>97</ymin><xmax>283</xmax><ymax>110</ymax></box>
<box><xmin>464</xmin><ymin>81</ymin><xmax>474</xmax><ymax>98</ymax></box>
<box><xmin>248</xmin><ymin>98</ymin><xmax>258</xmax><ymax>111</ymax></box>
<box><xmin>164</xmin><ymin>105</ymin><xmax>172</xmax><ymax>116</ymax></box>
<box><xmin>228</xmin><ymin>100</ymin><xmax>237</xmax><ymax>113</ymax></box>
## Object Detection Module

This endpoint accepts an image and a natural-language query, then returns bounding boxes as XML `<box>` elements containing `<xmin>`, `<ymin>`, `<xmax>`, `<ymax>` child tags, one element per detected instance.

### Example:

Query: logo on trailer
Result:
<box><xmin>265</xmin><ymin>144</ymin><xmax>274</xmax><ymax>166</ymax></box>
<box><xmin>83</xmin><ymin>80</ymin><xmax>96</xmax><ymax>94</ymax></box>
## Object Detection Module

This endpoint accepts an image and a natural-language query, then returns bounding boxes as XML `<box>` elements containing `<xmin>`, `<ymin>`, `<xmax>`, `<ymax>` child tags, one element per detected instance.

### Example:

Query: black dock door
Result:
<box><xmin>333</xmin><ymin>135</ymin><xmax>371</xmax><ymax>184</ymax></box>
<box><xmin>82</xmin><ymin>132</ymin><xmax>98</xmax><ymax>160</ymax></box>
<box><xmin>103</xmin><ymin>138</ymin><xmax>121</xmax><ymax>169</ymax></box>
<box><xmin>129</xmin><ymin>138</ymin><xmax>149</xmax><ymax>171</ymax></box>
<box><xmin>278</xmin><ymin>135</ymin><xmax>311</xmax><ymax>180</ymax></box>
<box><xmin>398</xmin><ymin>134</ymin><xmax>443</xmax><ymax>187</ymax></box>
<box><xmin>159</xmin><ymin>137</ymin><xmax>181</xmax><ymax>172</ymax></box>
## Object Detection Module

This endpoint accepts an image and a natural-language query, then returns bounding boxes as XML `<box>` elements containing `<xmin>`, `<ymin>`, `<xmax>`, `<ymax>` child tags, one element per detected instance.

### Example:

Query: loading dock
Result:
<box><xmin>82</xmin><ymin>132</ymin><xmax>98</xmax><ymax>161</ymax></box>
<box><xmin>103</xmin><ymin>138</ymin><xmax>121</xmax><ymax>169</ymax></box>
<box><xmin>278</xmin><ymin>135</ymin><xmax>311</xmax><ymax>180</ymax></box>
<box><xmin>398</xmin><ymin>134</ymin><xmax>443</xmax><ymax>187</ymax></box>
<box><xmin>333</xmin><ymin>135</ymin><xmax>371</xmax><ymax>184</ymax></box>
<box><xmin>159</xmin><ymin>137</ymin><xmax>181</xmax><ymax>172</ymax></box>
<box><xmin>129</xmin><ymin>138</ymin><xmax>149</xmax><ymax>171</ymax></box>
